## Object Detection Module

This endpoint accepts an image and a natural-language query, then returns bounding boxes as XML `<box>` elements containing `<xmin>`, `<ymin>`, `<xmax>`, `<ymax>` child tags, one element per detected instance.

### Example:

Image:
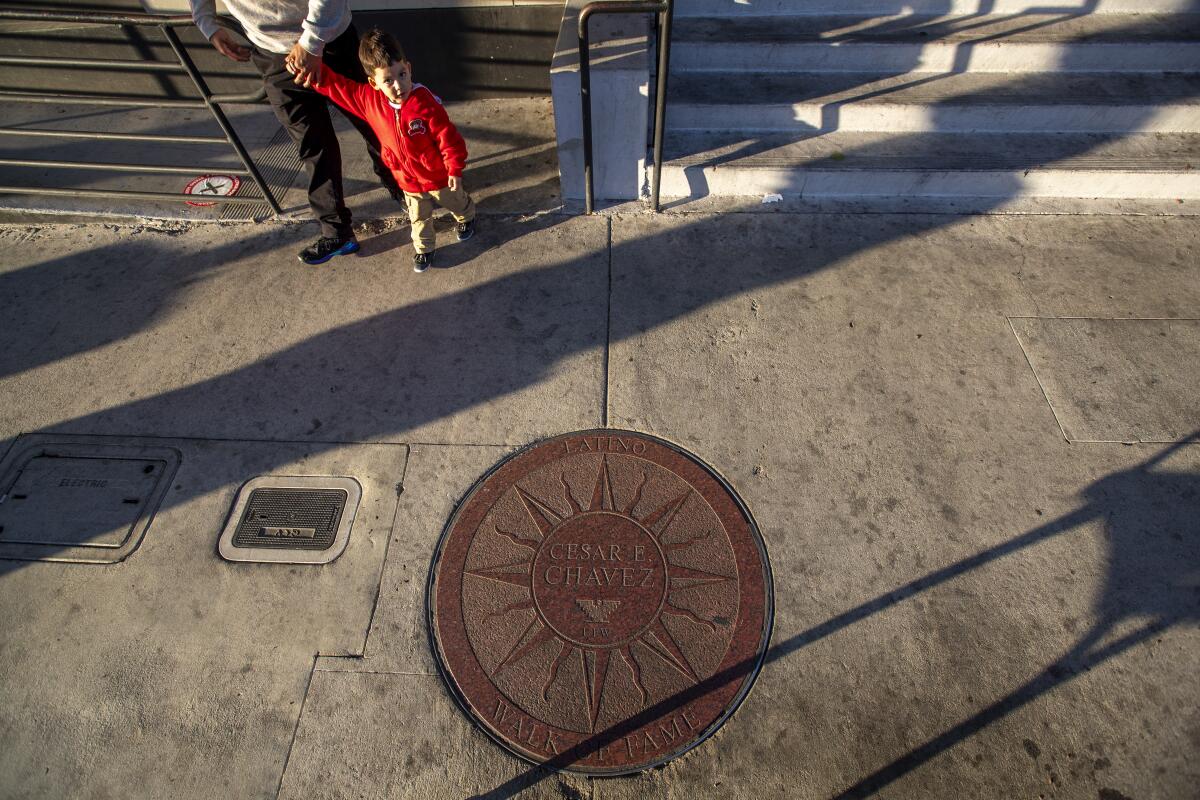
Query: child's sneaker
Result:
<box><xmin>413</xmin><ymin>251</ymin><xmax>433</xmax><ymax>273</ymax></box>
<box><xmin>298</xmin><ymin>235</ymin><xmax>359</xmax><ymax>265</ymax></box>
<box><xmin>456</xmin><ymin>219</ymin><xmax>476</xmax><ymax>242</ymax></box>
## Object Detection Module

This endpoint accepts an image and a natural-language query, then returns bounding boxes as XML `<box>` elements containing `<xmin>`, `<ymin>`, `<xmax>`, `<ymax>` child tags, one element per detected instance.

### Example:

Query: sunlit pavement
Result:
<box><xmin>0</xmin><ymin>206</ymin><xmax>1196</xmax><ymax>799</ymax></box>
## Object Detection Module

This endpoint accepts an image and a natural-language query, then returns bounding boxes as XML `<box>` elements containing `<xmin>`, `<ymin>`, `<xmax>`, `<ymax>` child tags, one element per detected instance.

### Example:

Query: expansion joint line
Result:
<box><xmin>603</xmin><ymin>216</ymin><xmax>613</xmax><ymax>428</ymax></box>
<box><xmin>358</xmin><ymin>447</ymin><xmax>412</xmax><ymax>661</ymax></box>
<box><xmin>274</xmin><ymin>653</ymin><xmax>318</xmax><ymax>800</ymax></box>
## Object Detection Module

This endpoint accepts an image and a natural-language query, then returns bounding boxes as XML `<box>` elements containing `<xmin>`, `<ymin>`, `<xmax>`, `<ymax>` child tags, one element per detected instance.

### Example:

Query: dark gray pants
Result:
<box><xmin>253</xmin><ymin>24</ymin><xmax>399</xmax><ymax>239</ymax></box>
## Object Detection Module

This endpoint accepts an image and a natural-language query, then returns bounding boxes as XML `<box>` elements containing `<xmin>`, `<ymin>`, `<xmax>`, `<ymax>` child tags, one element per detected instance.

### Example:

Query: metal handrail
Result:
<box><xmin>578</xmin><ymin>0</ymin><xmax>673</xmax><ymax>214</ymax></box>
<box><xmin>0</xmin><ymin>55</ymin><xmax>187</xmax><ymax>71</ymax></box>
<box><xmin>0</xmin><ymin>158</ymin><xmax>251</xmax><ymax>176</ymax></box>
<box><xmin>0</xmin><ymin>10</ymin><xmax>193</xmax><ymax>26</ymax></box>
<box><xmin>0</xmin><ymin>128</ymin><xmax>226</xmax><ymax>144</ymax></box>
<box><xmin>0</xmin><ymin>8</ymin><xmax>281</xmax><ymax>214</ymax></box>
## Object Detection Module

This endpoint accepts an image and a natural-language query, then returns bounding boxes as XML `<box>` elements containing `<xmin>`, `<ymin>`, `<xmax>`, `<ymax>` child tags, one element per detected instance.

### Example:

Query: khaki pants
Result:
<box><xmin>403</xmin><ymin>185</ymin><xmax>476</xmax><ymax>254</ymax></box>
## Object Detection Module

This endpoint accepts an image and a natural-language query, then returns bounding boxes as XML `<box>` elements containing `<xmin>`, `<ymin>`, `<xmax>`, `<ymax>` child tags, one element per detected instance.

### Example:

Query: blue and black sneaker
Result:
<box><xmin>298</xmin><ymin>235</ymin><xmax>360</xmax><ymax>265</ymax></box>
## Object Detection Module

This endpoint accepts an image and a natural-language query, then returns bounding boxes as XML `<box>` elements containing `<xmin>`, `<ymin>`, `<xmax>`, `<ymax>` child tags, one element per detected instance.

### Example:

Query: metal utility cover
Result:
<box><xmin>0</xmin><ymin>440</ymin><xmax>180</xmax><ymax>563</ymax></box>
<box><xmin>218</xmin><ymin>476</ymin><xmax>362</xmax><ymax>564</ymax></box>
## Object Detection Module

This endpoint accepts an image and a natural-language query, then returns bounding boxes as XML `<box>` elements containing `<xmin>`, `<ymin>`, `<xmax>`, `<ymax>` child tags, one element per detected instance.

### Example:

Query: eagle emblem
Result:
<box><xmin>576</xmin><ymin>599</ymin><xmax>621</xmax><ymax>623</ymax></box>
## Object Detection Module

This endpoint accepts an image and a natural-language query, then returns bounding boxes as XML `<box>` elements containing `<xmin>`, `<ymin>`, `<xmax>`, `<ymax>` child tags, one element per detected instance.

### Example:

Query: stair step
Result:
<box><xmin>658</xmin><ymin>131</ymin><xmax>1200</xmax><ymax>199</ymax></box>
<box><xmin>672</xmin><ymin>14</ymin><xmax>1200</xmax><ymax>72</ymax></box>
<box><xmin>664</xmin><ymin>130</ymin><xmax>1200</xmax><ymax>171</ymax></box>
<box><xmin>667</xmin><ymin>71</ymin><xmax>1200</xmax><ymax>132</ymax></box>
<box><xmin>674</xmin><ymin>0</ymin><xmax>1200</xmax><ymax>17</ymax></box>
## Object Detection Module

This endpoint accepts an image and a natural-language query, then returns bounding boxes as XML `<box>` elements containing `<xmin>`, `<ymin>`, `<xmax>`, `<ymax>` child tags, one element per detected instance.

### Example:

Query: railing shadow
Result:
<box><xmin>0</xmin><ymin>3</ymin><xmax>1196</xmax><ymax>794</ymax></box>
<box><xmin>469</xmin><ymin>434</ymin><xmax>1200</xmax><ymax>798</ymax></box>
<box><xmin>1</xmin><ymin>21</ymin><xmax>1197</xmax><ymax>563</ymax></box>
<box><xmin>0</xmin><ymin>112</ymin><xmax>561</xmax><ymax>382</ymax></box>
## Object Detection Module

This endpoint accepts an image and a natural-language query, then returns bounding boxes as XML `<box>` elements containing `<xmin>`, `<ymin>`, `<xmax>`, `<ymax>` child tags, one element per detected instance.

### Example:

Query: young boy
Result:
<box><xmin>311</xmin><ymin>28</ymin><xmax>475</xmax><ymax>272</ymax></box>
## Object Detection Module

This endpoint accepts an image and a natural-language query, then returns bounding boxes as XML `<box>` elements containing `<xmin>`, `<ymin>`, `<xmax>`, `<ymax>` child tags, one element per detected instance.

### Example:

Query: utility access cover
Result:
<box><xmin>0</xmin><ymin>439</ymin><xmax>180</xmax><ymax>563</ymax></box>
<box><xmin>429</xmin><ymin>430</ymin><xmax>773</xmax><ymax>775</ymax></box>
<box><xmin>218</xmin><ymin>476</ymin><xmax>361</xmax><ymax>564</ymax></box>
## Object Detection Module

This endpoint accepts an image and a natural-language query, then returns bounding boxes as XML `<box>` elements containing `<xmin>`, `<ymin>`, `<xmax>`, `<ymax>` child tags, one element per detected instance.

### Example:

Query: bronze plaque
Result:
<box><xmin>429</xmin><ymin>430</ymin><xmax>773</xmax><ymax>774</ymax></box>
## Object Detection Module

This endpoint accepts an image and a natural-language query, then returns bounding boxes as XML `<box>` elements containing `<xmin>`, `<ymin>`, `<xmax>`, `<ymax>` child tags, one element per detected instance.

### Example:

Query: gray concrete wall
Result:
<box><xmin>551</xmin><ymin>1</ymin><xmax>651</xmax><ymax>202</ymax></box>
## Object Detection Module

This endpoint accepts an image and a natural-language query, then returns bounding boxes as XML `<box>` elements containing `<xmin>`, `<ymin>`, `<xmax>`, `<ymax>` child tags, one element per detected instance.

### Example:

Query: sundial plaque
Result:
<box><xmin>429</xmin><ymin>430</ymin><xmax>773</xmax><ymax>774</ymax></box>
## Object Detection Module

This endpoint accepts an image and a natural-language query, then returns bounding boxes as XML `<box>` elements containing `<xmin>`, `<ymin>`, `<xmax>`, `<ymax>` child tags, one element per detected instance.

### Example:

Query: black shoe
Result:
<box><xmin>298</xmin><ymin>235</ymin><xmax>359</xmax><ymax>265</ymax></box>
<box><xmin>456</xmin><ymin>219</ymin><xmax>476</xmax><ymax>242</ymax></box>
<box><xmin>413</xmin><ymin>251</ymin><xmax>433</xmax><ymax>273</ymax></box>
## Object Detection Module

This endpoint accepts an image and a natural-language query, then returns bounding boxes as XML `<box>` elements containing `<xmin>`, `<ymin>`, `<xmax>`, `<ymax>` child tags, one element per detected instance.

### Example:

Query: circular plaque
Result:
<box><xmin>428</xmin><ymin>430</ymin><xmax>773</xmax><ymax>774</ymax></box>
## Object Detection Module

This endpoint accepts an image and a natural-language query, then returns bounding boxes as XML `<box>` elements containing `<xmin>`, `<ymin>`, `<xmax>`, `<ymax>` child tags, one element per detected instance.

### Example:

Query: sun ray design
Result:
<box><xmin>623</xmin><ymin>471</ymin><xmax>648</xmax><ymax>515</ymax></box>
<box><xmin>638</xmin><ymin>489</ymin><xmax>691</xmax><ymax>538</ymax></box>
<box><xmin>664</xmin><ymin>527</ymin><xmax>712</xmax><ymax>552</ymax></box>
<box><xmin>619</xmin><ymin>645</ymin><xmax>648</xmax><ymax>705</ymax></box>
<box><xmin>581</xmin><ymin>648</ymin><xmax>612</xmax><ymax>731</ymax></box>
<box><xmin>487</xmin><ymin>599</ymin><xmax>535</xmax><ymax>621</ymax></box>
<box><xmin>465</xmin><ymin>560</ymin><xmax>532</xmax><ymax>589</ymax></box>
<box><xmin>468</xmin><ymin>450</ymin><xmax>744</xmax><ymax>735</ymax></box>
<box><xmin>668</xmin><ymin>563</ymin><xmax>735</xmax><ymax>587</ymax></box>
<box><xmin>640</xmin><ymin>620</ymin><xmax>700</xmax><ymax>683</ymax></box>
<box><xmin>589</xmin><ymin>455</ymin><xmax>617</xmax><ymax>512</ymax></box>
<box><xmin>515</xmin><ymin>486</ymin><xmax>562</xmax><ymax>535</ymax></box>
<box><xmin>662</xmin><ymin>602</ymin><xmax>718</xmax><ymax>631</ymax></box>
<box><xmin>543</xmin><ymin>641</ymin><xmax>575</xmax><ymax>700</ymax></box>
<box><xmin>493</xmin><ymin>524</ymin><xmax>539</xmax><ymax>550</ymax></box>
<box><xmin>494</xmin><ymin>617</ymin><xmax>557</xmax><ymax>677</ymax></box>
<box><xmin>560</xmin><ymin>473</ymin><xmax>583</xmax><ymax>514</ymax></box>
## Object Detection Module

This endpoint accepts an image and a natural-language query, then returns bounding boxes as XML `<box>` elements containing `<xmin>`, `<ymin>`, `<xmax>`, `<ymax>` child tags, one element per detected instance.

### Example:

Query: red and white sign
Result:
<box><xmin>183</xmin><ymin>174</ymin><xmax>241</xmax><ymax>206</ymax></box>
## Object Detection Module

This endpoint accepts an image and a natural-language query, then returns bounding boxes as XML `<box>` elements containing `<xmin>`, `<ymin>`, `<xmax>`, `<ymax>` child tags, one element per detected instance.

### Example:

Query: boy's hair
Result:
<box><xmin>358</xmin><ymin>28</ymin><xmax>406</xmax><ymax>73</ymax></box>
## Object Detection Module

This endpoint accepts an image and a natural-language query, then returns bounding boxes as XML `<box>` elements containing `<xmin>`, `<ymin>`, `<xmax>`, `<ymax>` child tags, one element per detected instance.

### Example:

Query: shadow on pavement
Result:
<box><xmin>0</xmin><ymin>3</ymin><xmax>1198</xmax><ymax>793</ymax></box>
<box><xmin>470</xmin><ymin>434</ymin><xmax>1200</xmax><ymax>798</ymax></box>
<box><xmin>0</xmin><ymin>225</ymin><xmax>294</xmax><ymax>381</ymax></box>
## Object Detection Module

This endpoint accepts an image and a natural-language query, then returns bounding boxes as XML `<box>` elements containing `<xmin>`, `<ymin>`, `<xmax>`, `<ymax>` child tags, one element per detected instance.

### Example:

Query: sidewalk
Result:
<box><xmin>0</xmin><ymin>196</ymin><xmax>1197</xmax><ymax>797</ymax></box>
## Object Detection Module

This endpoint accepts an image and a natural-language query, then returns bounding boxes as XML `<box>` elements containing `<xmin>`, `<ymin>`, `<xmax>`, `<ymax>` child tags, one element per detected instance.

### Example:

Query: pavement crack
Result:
<box><xmin>274</xmin><ymin>653</ymin><xmax>318</xmax><ymax>800</ymax></box>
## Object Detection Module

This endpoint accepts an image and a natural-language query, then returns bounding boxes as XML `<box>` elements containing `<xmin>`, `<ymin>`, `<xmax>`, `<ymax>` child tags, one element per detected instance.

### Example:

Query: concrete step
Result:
<box><xmin>672</xmin><ymin>13</ymin><xmax>1200</xmax><ymax>73</ymax></box>
<box><xmin>667</xmin><ymin>71</ymin><xmax>1200</xmax><ymax>133</ymax></box>
<box><xmin>658</xmin><ymin>130</ymin><xmax>1200</xmax><ymax>200</ymax></box>
<box><xmin>674</xmin><ymin>0</ymin><xmax>1200</xmax><ymax>17</ymax></box>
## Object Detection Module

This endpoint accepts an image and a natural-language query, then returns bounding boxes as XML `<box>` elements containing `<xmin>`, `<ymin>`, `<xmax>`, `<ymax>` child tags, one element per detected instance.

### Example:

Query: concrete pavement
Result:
<box><xmin>0</xmin><ymin>206</ymin><xmax>1196</xmax><ymax>799</ymax></box>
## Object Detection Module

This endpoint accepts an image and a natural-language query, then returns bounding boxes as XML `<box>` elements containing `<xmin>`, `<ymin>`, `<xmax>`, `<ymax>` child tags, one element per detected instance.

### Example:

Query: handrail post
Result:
<box><xmin>578</xmin><ymin>0</ymin><xmax>671</xmax><ymax>216</ymax></box>
<box><xmin>161</xmin><ymin>24</ymin><xmax>282</xmax><ymax>215</ymax></box>
<box><xmin>650</xmin><ymin>1</ymin><xmax>672</xmax><ymax>212</ymax></box>
<box><xmin>578</xmin><ymin>6</ymin><xmax>596</xmax><ymax>215</ymax></box>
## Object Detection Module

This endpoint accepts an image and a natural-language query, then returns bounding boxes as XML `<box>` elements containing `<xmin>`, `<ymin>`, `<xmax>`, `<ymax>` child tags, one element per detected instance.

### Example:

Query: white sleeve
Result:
<box><xmin>188</xmin><ymin>0</ymin><xmax>221</xmax><ymax>41</ymax></box>
<box><xmin>297</xmin><ymin>0</ymin><xmax>348</xmax><ymax>55</ymax></box>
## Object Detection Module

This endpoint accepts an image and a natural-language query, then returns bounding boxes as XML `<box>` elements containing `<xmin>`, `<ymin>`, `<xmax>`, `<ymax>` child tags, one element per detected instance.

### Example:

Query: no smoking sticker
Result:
<box><xmin>183</xmin><ymin>174</ymin><xmax>241</xmax><ymax>206</ymax></box>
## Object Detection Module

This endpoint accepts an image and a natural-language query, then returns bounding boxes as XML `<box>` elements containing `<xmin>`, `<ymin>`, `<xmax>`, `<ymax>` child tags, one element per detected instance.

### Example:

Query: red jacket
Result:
<box><xmin>313</xmin><ymin>68</ymin><xmax>467</xmax><ymax>194</ymax></box>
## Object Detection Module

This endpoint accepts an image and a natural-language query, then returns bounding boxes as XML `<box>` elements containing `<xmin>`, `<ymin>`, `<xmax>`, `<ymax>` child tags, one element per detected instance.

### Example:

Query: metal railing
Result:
<box><xmin>0</xmin><ymin>9</ymin><xmax>280</xmax><ymax>213</ymax></box>
<box><xmin>578</xmin><ymin>0</ymin><xmax>673</xmax><ymax>214</ymax></box>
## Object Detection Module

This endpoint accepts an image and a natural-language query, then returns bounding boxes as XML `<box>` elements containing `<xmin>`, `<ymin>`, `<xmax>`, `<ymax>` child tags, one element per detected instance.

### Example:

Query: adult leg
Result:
<box><xmin>322</xmin><ymin>25</ymin><xmax>403</xmax><ymax>200</ymax></box>
<box><xmin>253</xmin><ymin>50</ymin><xmax>353</xmax><ymax>240</ymax></box>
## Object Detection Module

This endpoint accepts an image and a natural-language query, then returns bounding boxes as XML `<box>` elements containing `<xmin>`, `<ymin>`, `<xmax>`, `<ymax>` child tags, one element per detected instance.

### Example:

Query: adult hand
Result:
<box><xmin>285</xmin><ymin>43</ymin><xmax>322</xmax><ymax>88</ymax></box>
<box><xmin>448</xmin><ymin>175</ymin><xmax>461</xmax><ymax>192</ymax></box>
<box><xmin>209</xmin><ymin>28</ymin><xmax>250</xmax><ymax>62</ymax></box>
